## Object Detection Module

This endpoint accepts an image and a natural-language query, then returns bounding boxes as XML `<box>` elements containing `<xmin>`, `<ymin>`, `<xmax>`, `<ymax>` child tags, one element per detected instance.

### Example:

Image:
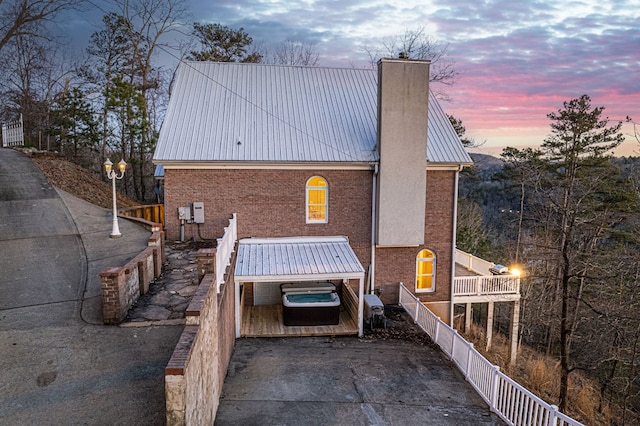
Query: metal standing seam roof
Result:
<box><xmin>153</xmin><ymin>61</ymin><xmax>472</xmax><ymax>165</ymax></box>
<box><xmin>234</xmin><ymin>236</ymin><xmax>365</xmax><ymax>282</ymax></box>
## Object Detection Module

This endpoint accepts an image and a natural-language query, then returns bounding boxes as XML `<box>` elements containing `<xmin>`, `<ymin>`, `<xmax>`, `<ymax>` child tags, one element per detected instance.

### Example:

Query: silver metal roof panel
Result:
<box><xmin>154</xmin><ymin>61</ymin><xmax>471</xmax><ymax>165</ymax></box>
<box><xmin>235</xmin><ymin>236</ymin><xmax>365</xmax><ymax>281</ymax></box>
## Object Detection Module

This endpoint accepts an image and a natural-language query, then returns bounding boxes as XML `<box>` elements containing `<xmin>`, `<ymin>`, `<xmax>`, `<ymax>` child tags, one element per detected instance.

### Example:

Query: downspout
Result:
<box><xmin>450</xmin><ymin>165</ymin><xmax>462</xmax><ymax>326</ymax></box>
<box><xmin>370</xmin><ymin>163</ymin><xmax>379</xmax><ymax>294</ymax></box>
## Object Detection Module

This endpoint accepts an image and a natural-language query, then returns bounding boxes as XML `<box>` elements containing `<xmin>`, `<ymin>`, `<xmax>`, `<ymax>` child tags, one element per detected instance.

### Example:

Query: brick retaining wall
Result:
<box><xmin>99</xmin><ymin>228</ymin><xmax>164</xmax><ymax>325</ymax></box>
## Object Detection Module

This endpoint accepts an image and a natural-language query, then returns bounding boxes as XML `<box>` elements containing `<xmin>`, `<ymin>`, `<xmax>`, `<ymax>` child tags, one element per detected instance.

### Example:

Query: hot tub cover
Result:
<box><xmin>283</xmin><ymin>292</ymin><xmax>340</xmax><ymax>307</ymax></box>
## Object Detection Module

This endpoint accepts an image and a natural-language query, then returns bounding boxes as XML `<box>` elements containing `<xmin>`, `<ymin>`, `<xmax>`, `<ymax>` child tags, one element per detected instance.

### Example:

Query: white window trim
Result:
<box><xmin>415</xmin><ymin>250</ymin><xmax>436</xmax><ymax>293</ymax></box>
<box><xmin>306</xmin><ymin>176</ymin><xmax>328</xmax><ymax>224</ymax></box>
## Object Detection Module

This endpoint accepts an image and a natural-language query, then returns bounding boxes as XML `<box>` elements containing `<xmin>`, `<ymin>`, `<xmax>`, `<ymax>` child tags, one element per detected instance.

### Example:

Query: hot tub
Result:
<box><xmin>280</xmin><ymin>282</ymin><xmax>341</xmax><ymax>326</ymax></box>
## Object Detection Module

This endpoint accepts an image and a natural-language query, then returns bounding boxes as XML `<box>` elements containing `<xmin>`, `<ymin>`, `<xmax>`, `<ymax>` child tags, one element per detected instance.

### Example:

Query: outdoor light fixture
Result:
<box><xmin>103</xmin><ymin>158</ymin><xmax>127</xmax><ymax>238</ymax></box>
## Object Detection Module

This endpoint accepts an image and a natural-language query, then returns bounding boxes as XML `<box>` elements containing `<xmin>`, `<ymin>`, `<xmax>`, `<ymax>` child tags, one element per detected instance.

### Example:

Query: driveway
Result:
<box><xmin>216</xmin><ymin>336</ymin><xmax>503</xmax><ymax>425</ymax></box>
<box><xmin>0</xmin><ymin>148</ymin><xmax>182</xmax><ymax>425</ymax></box>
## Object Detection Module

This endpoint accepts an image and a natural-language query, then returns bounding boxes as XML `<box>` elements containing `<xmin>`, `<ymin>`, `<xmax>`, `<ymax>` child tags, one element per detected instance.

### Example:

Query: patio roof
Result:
<box><xmin>234</xmin><ymin>236</ymin><xmax>365</xmax><ymax>283</ymax></box>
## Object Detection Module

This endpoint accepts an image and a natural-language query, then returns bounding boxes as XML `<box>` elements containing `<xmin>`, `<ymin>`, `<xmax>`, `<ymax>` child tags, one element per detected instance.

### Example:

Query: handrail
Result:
<box><xmin>119</xmin><ymin>204</ymin><xmax>165</xmax><ymax>227</ymax></box>
<box><xmin>398</xmin><ymin>283</ymin><xmax>583</xmax><ymax>426</ymax></box>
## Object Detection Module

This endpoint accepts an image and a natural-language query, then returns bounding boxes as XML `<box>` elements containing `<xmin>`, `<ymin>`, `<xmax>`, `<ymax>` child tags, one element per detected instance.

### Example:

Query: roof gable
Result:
<box><xmin>154</xmin><ymin>61</ymin><xmax>471</xmax><ymax>165</ymax></box>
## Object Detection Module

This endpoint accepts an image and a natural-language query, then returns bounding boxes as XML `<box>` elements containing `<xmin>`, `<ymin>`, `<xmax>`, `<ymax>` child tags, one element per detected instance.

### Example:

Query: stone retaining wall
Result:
<box><xmin>165</xmin><ymin>247</ymin><xmax>237</xmax><ymax>425</ymax></box>
<box><xmin>99</xmin><ymin>225</ymin><xmax>164</xmax><ymax>325</ymax></box>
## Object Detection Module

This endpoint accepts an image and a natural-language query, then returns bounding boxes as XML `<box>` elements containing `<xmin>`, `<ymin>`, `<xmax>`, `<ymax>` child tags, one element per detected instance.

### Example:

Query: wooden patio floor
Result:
<box><xmin>241</xmin><ymin>304</ymin><xmax>359</xmax><ymax>337</ymax></box>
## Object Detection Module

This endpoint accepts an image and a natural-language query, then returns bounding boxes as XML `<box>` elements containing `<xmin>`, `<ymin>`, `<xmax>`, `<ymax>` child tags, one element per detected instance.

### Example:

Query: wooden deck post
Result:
<box><xmin>485</xmin><ymin>301</ymin><xmax>494</xmax><ymax>352</ymax></box>
<box><xmin>465</xmin><ymin>302</ymin><xmax>472</xmax><ymax>332</ymax></box>
<box><xmin>509</xmin><ymin>299</ymin><xmax>520</xmax><ymax>366</ymax></box>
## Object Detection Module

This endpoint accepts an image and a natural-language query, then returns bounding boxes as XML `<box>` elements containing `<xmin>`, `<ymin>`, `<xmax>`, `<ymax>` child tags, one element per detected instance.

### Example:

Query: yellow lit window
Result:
<box><xmin>306</xmin><ymin>176</ymin><xmax>328</xmax><ymax>223</ymax></box>
<box><xmin>416</xmin><ymin>249</ymin><xmax>435</xmax><ymax>293</ymax></box>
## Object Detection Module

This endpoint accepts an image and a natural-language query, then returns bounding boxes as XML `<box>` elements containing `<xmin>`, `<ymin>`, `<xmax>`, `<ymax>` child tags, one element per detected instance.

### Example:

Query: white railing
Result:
<box><xmin>398</xmin><ymin>283</ymin><xmax>583</xmax><ymax>426</ymax></box>
<box><xmin>2</xmin><ymin>114</ymin><xmax>24</xmax><ymax>147</ymax></box>
<box><xmin>456</xmin><ymin>248</ymin><xmax>495</xmax><ymax>275</ymax></box>
<box><xmin>453</xmin><ymin>275</ymin><xmax>520</xmax><ymax>297</ymax></box>
<box><xmin>216</xmin><ymin>213</ymin><xmax>237</xmax><ymax>292</ymax></box>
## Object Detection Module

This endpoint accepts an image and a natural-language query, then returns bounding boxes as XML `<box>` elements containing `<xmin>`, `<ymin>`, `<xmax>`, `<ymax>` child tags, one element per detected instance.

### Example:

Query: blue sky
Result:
<box><xmin>74</xmin><ymin>0</ymin><xmax>640</xmax><ymax>156</ymax></box>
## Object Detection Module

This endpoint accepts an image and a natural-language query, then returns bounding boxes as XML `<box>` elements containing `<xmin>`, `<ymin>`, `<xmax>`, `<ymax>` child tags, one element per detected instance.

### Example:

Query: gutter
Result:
<box><xmin>450</xmin><ymin>165</ymin><xmax>463</xmax><ymax>326</ymax></box>
<box><xmin>370</xmin><ymin>163</ymin><xmax>379</xmax><ymax>294</ymax></box>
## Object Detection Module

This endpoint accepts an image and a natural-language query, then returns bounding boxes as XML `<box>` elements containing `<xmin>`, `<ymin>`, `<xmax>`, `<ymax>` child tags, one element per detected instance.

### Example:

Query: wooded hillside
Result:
<box><xmin>459</xmin><ymin>145</ymin><xmax>640</xmax><ymax>424</ymax></box>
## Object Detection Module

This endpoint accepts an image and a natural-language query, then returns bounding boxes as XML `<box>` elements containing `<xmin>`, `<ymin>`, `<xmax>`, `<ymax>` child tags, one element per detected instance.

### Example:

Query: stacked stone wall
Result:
<box><xmin>165</xmin><ymin>245</ymin><xmax>237</xmax><ymax>425</ymax></box>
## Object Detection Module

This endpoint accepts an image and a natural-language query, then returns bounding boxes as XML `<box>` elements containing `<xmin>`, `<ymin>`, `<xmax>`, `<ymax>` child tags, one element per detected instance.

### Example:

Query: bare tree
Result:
<box><xmin>0</xmin><ymin>0</ymin><xmax>84</xmax><ymax>54</ymax></box>
<box><xmin>265</xmin><ymin>39</ymin><xmax>319</xmax><ymax>66</ymax></box>
<box><xmin>0</xmin><ymin>29</ymin><xmax>73</xmax><ymax>147</ymax></box>
<box><xmin>364</xmin><ymin>26</ymin><xmax>458</xmax><ymax>94</ymax></box>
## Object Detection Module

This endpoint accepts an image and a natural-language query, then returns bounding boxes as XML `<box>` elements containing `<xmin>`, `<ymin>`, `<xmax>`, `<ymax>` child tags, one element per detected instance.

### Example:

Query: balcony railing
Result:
<box><xmin>455</xmin><ymin>248</ymin><xmax>495</xmax><ymax>275</ymax></box>
<box><xmin>453</xmin><ymin>275</ymin><xmax>520</xmax><ymax>297</ymax></box>
<box><xmin>454</xmin><ymin>249</ymin><xmax>520</xmax><ymax>299</ymax></box>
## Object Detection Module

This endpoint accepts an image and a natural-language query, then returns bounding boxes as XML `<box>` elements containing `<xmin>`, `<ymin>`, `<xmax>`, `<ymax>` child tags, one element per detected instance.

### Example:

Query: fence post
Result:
<box><xmin>465</xmin><ymin>341</ymin><xmax>474</xmax><ymax>379</ymax></box>
<box><xmin>490</xmin><ymin>365</ymin><xmax>501</xmax><ymax>414</ymax></box>
<box><xmin>434</xmin><ymin>320</ymin><xmax>440</xmax><ymax>345</ymax></box>
<box><xmin>451</xmin><ymin>329</ymin><xmax>457</xmax><ymax>359</ymax></box>
<box><xmin>548</xmin><ymin>404</ymin><xmax>558</xmax><ymax>426</ymax></box>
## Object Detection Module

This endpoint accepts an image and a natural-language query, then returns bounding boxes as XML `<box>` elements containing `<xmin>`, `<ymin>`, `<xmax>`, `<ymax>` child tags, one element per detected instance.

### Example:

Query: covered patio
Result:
<box><xmin>234</xmin><ymin>236</ymin><xmax>366</xmax><ymax>337</ymax></box>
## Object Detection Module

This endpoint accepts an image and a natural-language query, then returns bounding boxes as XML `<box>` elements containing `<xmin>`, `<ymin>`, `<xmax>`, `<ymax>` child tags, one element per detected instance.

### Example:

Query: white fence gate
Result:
<box><xmin>398</xmin><ymin>284</ymin><xmax>584</xmax><ymax>426</ymax></box>
<box><xmin>2</xmin><ymin>115</ymin><xmax>24</xmax><ymax>147</ymax></box>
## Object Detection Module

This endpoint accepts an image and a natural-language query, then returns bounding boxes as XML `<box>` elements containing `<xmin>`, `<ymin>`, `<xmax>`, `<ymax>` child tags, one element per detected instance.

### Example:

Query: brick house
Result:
<box><xmin>153</xmin><ymin>58</ymin><xmax>472</xmax><ymax>336</ymax></box>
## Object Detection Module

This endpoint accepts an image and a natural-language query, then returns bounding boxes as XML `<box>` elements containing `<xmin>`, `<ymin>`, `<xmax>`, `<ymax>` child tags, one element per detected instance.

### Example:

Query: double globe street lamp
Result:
<box><xmin>103</xmin><ymin>158</ymin><xmax>127</xmax><ymax>238</ymax></box>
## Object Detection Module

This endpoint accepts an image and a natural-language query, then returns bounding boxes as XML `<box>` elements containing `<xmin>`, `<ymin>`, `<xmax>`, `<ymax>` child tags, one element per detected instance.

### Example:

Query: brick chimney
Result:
<box><xmin>376</xmin><ymin>58</ymin><xmax>430</xmax><ymax>246</ymax></box>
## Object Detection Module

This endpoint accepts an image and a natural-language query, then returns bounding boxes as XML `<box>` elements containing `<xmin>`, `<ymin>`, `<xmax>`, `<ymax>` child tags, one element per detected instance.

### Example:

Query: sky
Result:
<box><xmin>73</xmin><ymin>0</ymin><xmax>640</xmax><ymax>157</ymax></box>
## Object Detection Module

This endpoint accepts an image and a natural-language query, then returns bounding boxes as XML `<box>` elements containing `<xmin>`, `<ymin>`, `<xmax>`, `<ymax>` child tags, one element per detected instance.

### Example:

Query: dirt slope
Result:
<box><xmin>27</xmin><ymin>151</ymin><xmax>140</xmax><ymax>209</ymax></box>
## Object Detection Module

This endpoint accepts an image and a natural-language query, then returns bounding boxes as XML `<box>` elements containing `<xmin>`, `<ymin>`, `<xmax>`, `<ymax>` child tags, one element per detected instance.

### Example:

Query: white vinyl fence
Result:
<box><xmin>2</xmin><ymin>115</ymin><xmax>24</xmax><ymax>147</ymax></box>
<box><xmin>216</xmin><ymin>213</ymin><xmax>237</xmax><ymax>292</ymax></box>
<box><xmin>398</xmin><ymin>284</ymin><xmax>583</xmax><ymax>426</ymax></box>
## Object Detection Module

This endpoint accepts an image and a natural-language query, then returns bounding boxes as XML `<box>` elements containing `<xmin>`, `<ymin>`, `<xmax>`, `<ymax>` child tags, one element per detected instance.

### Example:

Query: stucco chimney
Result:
<box><xmin>376</xmin><ymin>58</ymin><xmax>430</xmax><ymax>246</ymax></box>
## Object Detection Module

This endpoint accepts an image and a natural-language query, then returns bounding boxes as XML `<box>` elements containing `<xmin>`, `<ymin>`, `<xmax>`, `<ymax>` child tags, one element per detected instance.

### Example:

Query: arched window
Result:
<box><xmin>306</xmin><ymin>176</ymin><xmax>328</xmax><ymax>223</ymax></box>
<box><xmin>416</xmin><ymin>249</ymin><xmax>435</xmax><ymax>293</ymax></box>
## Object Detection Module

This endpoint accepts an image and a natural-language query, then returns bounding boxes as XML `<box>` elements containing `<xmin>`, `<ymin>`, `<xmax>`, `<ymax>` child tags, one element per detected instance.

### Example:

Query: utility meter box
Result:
<box><xmin>192</xmin><ymin>202</ymin><xmax>205</xmax><ymax>224</ymax></box>
<box><xmin>178</xmin><ymin>206</ymin><xmax>191</xmax><ymax>221</ymax></box>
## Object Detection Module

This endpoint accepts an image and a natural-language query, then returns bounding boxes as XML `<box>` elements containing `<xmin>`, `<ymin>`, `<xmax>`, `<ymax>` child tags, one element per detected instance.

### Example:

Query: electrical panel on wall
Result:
<box><xmin>192</xmin><ymin>202</ymin><xmax>205</xmax><ymax>224</ymax></box>
<box><xmin>178</xmin><ymin>206</ymin><xmax>191</xmax><ymax>221</ymax></box>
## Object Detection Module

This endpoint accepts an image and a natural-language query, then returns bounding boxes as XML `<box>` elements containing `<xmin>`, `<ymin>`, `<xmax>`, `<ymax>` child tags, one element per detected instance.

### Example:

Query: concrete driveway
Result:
<box><xmin>216</xmin><ymin>336</ymin><xmax>503</xmax><ymax>425</ymax></box>
<box><xmin>0</xmin><ymin>148</ymin><xmax>183</xmax><ymax>425</ymax></box>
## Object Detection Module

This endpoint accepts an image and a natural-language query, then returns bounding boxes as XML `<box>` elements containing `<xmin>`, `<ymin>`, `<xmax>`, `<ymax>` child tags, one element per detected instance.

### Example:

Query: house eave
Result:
<box><xmin>154</xmin><ymin>160</ymin><xmax>472</xmax><ymax>172</ymax></box>
<box><xmin>154</xmin><ymin>160</ymin><xmax>376</xmax><ymax>171</ymax></box>
<box><xmin>426</xmin><ymin>162</ymin><xmax>473</xmax><ymax>171</ymax></box>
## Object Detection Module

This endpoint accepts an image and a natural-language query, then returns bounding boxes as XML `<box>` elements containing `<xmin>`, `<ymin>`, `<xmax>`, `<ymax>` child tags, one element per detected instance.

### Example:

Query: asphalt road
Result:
<box><xmin>0</xmin><ymin>148</ymin><xmax>183</xmax><ymax>425</ymax></box>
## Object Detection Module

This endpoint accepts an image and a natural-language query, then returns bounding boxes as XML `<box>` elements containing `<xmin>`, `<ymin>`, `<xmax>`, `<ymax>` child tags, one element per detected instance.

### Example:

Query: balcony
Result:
<box><xmin>453</xmin><ymin>249</ymin><xmax>521</xmax><ymax>302</ymax></box>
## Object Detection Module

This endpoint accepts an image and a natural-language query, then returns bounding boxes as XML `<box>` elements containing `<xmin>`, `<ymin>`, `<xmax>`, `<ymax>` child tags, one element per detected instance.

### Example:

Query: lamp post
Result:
<box><xmin>104</xmin><ymin>158</ymin><xmax>127</xmax><ymax>238</ymax></box>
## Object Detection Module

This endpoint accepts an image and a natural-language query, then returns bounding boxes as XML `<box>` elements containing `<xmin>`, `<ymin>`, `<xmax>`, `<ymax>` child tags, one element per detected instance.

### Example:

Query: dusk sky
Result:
<box><xmin>76</xmin><ymin>0</ymin><xmax>639</xmax><ymax>156</ymax></box>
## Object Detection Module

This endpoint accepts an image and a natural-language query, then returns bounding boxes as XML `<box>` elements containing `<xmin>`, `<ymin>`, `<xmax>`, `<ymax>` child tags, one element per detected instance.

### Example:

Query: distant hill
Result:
<box><xmin>468</xmin><ymin>153</ymin><xmax>504</xmax><ymax>179</ymax></box>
